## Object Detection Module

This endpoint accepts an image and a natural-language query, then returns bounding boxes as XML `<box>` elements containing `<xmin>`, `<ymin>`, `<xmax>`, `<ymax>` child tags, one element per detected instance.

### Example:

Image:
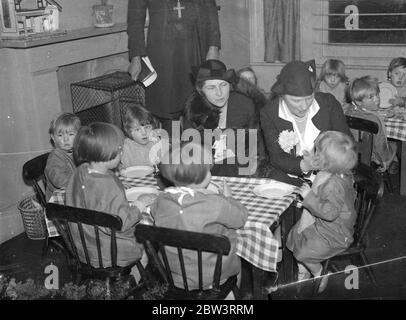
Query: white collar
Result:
<box><xmin>279</xmin><ymin>98</ymin><xmax>321</xmax><ymax>156</ymax></box>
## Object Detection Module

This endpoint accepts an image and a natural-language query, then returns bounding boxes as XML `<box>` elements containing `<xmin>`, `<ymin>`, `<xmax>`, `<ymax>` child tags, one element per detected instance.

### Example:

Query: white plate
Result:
<box><xmin>125</xmin><ymin>187</ymin><xmax>160</xmax><ymax>202</ymax></box>
<box><xmin>379</xmin><ymin>82</ymin><xmax>398</xmax><ymax>109</ymax></box>
<box><xmin>253</xmin><ymin>181</ymin><xmax>295</xmax><ymax>199</ymax></box>
<box><xmin>121</xmin><ymin>165</ymin><xmax>154</xmax><ymax>178</ymax></box>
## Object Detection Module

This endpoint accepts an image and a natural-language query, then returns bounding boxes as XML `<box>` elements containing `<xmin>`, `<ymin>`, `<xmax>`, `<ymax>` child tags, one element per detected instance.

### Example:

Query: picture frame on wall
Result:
<box><xmin>0</xmin><ymin>0</ymin><xmax>18</xmax><ymax>36</ymax></box>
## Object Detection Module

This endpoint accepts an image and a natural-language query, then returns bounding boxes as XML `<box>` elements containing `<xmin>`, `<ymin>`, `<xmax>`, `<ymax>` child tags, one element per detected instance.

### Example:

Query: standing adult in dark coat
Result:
<box><xmin>260</xmin><ymin>60</ymin><xmax>352</xmax><ymax>185</ymax></box>
<box><xmin>127</xmin><ymin>0</ymin><xmax>221</xmax><ymax>132</ymax></box>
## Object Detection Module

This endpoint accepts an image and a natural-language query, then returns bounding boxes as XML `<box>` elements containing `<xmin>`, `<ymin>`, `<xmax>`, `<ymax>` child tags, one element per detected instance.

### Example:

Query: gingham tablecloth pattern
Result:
<box><xmin>385</xmin><ymin>118</ymin><xmax>406</xmax><ymax>141</ymax></box>
<box><xmin>120</xmin><ymin>174</ymin><xmax>296</xmax><ymax>272</ymax></box>
<box><xmin>48</xmin><ymin>174</ymin><xmax>296</xmax><ymax>272</ymax></box>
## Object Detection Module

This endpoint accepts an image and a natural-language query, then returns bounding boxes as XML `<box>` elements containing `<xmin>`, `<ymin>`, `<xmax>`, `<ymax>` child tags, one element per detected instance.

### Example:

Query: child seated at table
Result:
<box><xmin>382</xmin><ymin>57</ymin><xmax>406</xmax><ymax>108</ymax></box>
<box><xmin>287</xmin><ymin>131</ymin><xmax>358</xmax><ymax>293</ymax></box>
<box><xmin>345</xmin><ymin>75</ymin><xmax>398</xmax><ymax>173</ymax></box>
<box><xmin>316</xmin><ymin>59</ymin><xmax>349</xmax><ymax>108</ymax></box>
<box><xmin>120</xmin><ymin>103</ymin><xmax>162</xmax><ymax>171</ymax></box>
<box><xmin>150</xmin><ymin>142</ymin><xmax>248</xmax><ymax>293</ymax></box>
<box><xmin>45</xmin><ymin>112</ymin><xmax>81</xmax><ymax>201</ymax></box>
<box><xmin>65</xmin><ymin>122</ymin><xmax>147</xmax><ymax>281</ymax></box>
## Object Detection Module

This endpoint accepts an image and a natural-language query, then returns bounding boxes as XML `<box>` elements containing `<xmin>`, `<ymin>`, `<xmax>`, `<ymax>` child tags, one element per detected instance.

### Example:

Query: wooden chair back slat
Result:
<box><xmin>111</xmin><ymin>232</ymin><xmax>118</xmax><ymax>268</ymax></box>
<box><xmin>77</xmin><ymin>222</ymin><xmax>91</xmax><ymax>266</ymax></box>
<box><xmin>177</xmin><ymin>247</ymin><xmax>189</xmax><ymax>292</ymax></box>
<box><xmin>94</xmin><ymin>226</ymin><xmax>103</xmax><ymax>268</ymax></box>
<box><xmin>197</xmin><ymin>250</ymin><xmax>203</xmax><ymax>291</ymax></box>
<box><xmin>159</xmin><ymin>244</ymin><xmax>175</xmax><ymax>288</ymax></box>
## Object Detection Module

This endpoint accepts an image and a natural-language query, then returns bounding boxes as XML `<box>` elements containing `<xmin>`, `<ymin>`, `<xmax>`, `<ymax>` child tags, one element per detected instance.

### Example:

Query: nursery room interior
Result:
<box><xmin>0</xmin><ymin>0</ymin><xmax>406</xmax><ymax>300</ymax></box>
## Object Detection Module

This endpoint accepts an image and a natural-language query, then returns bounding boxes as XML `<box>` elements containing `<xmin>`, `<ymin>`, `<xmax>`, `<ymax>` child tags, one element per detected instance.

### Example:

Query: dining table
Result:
<box><xmin>384</xmin><ymin>116</ymin><xmax>406</xmax><ymax>195</ymax></box>
<box><xmin>47</xmin><ymin>171</ymin><xmax>301</xmax><ymax>300</ymax></box>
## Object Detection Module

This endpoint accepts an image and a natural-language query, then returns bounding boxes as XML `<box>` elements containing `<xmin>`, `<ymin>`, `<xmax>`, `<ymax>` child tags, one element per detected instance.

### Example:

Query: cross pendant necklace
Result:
<box><xmin>173</xmin><ymin>0</ymin><xmax>185</xmax><ymax>18</ymax></box>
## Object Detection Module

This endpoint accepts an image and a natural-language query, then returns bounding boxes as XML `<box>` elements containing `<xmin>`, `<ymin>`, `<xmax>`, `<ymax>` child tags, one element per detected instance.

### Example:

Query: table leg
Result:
<box><xmin>252</xmin><ymin>265</ymin><xmax>266</xmax><ymax>300</ymax></box>
<box><xmin>400</xmin><ymin>141</ymin><xmax>406</xmax><ymax>195</ymax></box>
<box><xmin>278</xmin><ymin>203</ymin><xmax>301</xmax><ymax>286</ymax></box>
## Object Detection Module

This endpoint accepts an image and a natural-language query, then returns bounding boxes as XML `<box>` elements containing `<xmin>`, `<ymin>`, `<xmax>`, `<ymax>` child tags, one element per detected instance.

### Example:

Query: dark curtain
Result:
<box><xmin>263</xmin><ymin>0</ymin><xmax>301</xmax><ymax>62</ymax></box>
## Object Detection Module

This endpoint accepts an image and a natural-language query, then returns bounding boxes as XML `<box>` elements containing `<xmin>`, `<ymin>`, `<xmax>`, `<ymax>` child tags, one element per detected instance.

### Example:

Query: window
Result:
<box><xmin>328</xmin><ymin>0</ymin><xmax>406</xmax><ymax>44</ymax></box>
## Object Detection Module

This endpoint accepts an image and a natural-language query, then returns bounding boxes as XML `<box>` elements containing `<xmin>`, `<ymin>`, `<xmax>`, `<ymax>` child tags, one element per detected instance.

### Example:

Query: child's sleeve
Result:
<box><xmin>45</xmin><ymin>159</ymin><xmax>73</xmax><ymax>190</ymax></box>
<box><xmin>107</xmin><ymin>181</ymin><xmax>142</xmax><ymax>233</ymax></box>
<box><xmin>302</xmin><ymin>179</ymin><xmax>345</xmax><ymax>222</ymax></box>
<box><xmin>216</xmin><ymin>196</ymin><xmax>248</xmax><ymax>229</ymax></box>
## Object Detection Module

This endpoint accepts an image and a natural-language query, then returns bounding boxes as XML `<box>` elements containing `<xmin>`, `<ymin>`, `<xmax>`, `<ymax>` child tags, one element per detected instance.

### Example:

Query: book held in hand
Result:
<box><xmin>137</xmin><ymin>56</ymin><xmax>157</xmax><ymax>87</ymax></box>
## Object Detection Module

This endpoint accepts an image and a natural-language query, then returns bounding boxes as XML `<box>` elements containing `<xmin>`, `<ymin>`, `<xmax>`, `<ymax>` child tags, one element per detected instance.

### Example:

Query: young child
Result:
<box><xmin>237</xmin><ymin>67</ymin><xmax>258</xmax><ymax>86</ymax></box>
<box><xmin>346</xmin><ymin>76</ymin><xmax>397</xmax><ymax>172</ymax></box>
<box><xmin>44</xmin><ymin>112</ymin><xmax>81</xmax><ymax>201</ymax></box>
<box><xmin>120</xmin><ymin>104</ymin><xmax>161</xmax><ymax>170</ymax></box>
<box><xmin>381</xmin><ymin>57</ymin><xmax>406</xmax><ymax>107</ymax></box>
<box><xmin>150</xmin><ymin>142</ymin><xmax>248</xmax><ymax>292</ymax></box>
<box><xmin>316</xmin><ymin>59</ymin><xmax>349</xmax><ymax>107</ymax></box>
<box><xmin>65</xmin><ymin>122</ymin><xmax>146</xmax><ymax>276</ymax></box>
<box><xmin>287</xmin><ymin>131</ymin><xmax>358</xmax><ymax>292</ymax></box>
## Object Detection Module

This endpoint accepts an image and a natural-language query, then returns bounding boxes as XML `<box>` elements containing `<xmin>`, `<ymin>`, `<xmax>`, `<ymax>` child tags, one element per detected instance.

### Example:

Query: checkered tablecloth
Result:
<box><xmin>385</xmin><ymin>118</ymin><xmax>406</xmax><ymax>141</ymax></box>
<box><xmin>120</xmin><ymin>174</ymin><xmax>297</xmax><ymax>272</ymax></box>
<box><xmin>48</xmin><ymin>174</ymin><xmax>296</xmax><ymax>272</ymax></box>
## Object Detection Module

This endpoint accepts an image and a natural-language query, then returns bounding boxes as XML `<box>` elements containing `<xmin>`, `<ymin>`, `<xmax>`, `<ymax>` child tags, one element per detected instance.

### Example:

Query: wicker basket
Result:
<box><xmin>18</xmin><ymin>196</ymin><xmax>47</xmax><ymax>240</ymax></box>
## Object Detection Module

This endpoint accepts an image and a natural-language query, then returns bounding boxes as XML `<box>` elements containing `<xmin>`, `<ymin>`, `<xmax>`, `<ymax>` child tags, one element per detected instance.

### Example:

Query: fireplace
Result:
<box><xmin>0</xmin><ymin>23</ymin><xmax>131</xmax><ymax>242</ymax></box>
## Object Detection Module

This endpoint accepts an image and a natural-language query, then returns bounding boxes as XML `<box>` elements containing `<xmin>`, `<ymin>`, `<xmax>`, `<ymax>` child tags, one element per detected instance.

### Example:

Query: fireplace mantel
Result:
<box><xmin>0</xmin><ymin>23</ymin><xmax>128</xmax><ymax>49</ymax></box>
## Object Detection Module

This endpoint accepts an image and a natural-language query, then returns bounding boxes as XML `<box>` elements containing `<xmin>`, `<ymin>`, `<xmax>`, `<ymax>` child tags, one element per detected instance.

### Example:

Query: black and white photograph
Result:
<box><xmin>0</xmin><ymin>0</ymin><xmax>405</xmax><ymax>303</ymax></box>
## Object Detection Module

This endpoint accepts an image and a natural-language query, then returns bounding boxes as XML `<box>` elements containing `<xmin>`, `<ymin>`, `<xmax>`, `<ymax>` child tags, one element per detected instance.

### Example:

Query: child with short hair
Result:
<box><xmin>120</xmin><ymin>104</ymin><xmax>162</xmax><ymax>170</ymax></box>
<box><xmin>346</xmin><ymin>76</ymin><xmax>397</xmax><ymax>172</ymax></box>
<box><xmin>380</xmin><ymin>57</ymin><xmax>406</xmax><ymax>108</ymax></box>
<box><xmin>45</xmin><ymin>112</ymin><xmax>81</xmax><ymax>201</ymax></box>
<box><xmin>287</xmin><ymin>131</ymin><xmax>358</xmax><ymax>292</ymax></box>
<box><xmin>316</xmin><ymin>59</ymin><xmax>349</xmax><ymax>107</ymax></box>
<box><xmin>237</xmin><ymin>67</ymin><xmax>258</xmax><ymax>85</ymax></box>
<box><xmin>150</xmin><ymin>142</ymin><xmax>248</xmax><ymax>291</ymax></box>
<box><xmin>65</xmin><ymin>122</ymin><xmax>145</xmax><ymax>273</ymax></box>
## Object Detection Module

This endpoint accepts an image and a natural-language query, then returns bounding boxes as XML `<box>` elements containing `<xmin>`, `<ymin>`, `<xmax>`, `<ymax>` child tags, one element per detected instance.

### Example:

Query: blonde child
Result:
<box><xmin>381</xmin><ymin>57</ymin><xmax>406</xmax><ymax>107</ymax></box>
<box><xmin>150</xmin><ymin>142</ymin><xmax>248</xmax><ymax>292</ymax></box>
<box><xmin>44</xmin><ymin>113</ymin><xmax>81</xmax><ymax>201</ymax></box>
<box><xmin>65</xmin><ymin>122</ymin><xmax>147</xmax><ymax>278</ymax></box>
<box><xmin>237</xmin><ymin>67</ymin><xmax>258</xmax><ymax>86</ymax></box>
<box><xmin>287</xmin><ymin>131</ymin><xmax>358</xmax><ymax>293</ymax></box>
<box><xmin>120</xmin><ymin>104</ymin><xmax>162</xmax><ymax>170</ymax></box>
<box><xmin>346</xmin><ymin>76</ymin><xmax>397</xmax><ymax>173</ymax></box>
<box><xmin>316</xmin><ymin>59</ymin><xmax>349</xmax><ymax>107</ymax></box>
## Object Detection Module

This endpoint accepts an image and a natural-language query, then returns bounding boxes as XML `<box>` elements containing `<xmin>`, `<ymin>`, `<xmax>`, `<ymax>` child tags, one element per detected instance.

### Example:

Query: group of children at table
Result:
<box><xmin>40</xmin><ymin>57</ymin><xmax>406</xmax><ymax>296</ymax></box>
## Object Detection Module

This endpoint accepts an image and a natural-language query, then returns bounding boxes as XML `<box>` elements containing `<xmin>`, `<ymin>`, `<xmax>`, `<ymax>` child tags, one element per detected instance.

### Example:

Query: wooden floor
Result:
<box><xmin>1</xmin><ymin>172</ymin><xmax>406</xmax><ymax>300</ymax></box>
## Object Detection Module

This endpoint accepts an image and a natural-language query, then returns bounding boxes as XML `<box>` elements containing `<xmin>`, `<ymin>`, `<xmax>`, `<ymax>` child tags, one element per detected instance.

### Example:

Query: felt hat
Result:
<box><xmin>192</xmin><ymin>59</ymin><xmax>237</xmax><ymax>84</ymax></box>
<box><xmin>271</xmin><ymin>60</ymin><xmax>317</xmax><ymax>96</ymax></box>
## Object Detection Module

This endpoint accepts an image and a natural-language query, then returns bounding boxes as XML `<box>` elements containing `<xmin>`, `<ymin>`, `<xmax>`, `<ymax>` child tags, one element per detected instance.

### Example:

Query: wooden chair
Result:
<box><xmin>22</xmin><ymin>152</ymin><xmax>50</xmax><ymax>207</ymax></box>
<box><xmin>346</xmin><ymin>115</ymin><xmax>393</xmax><ymax>193</ymax></box>
<box><xmin>22</xmin><ymin>153</ymin><xmax>65</xmax><ymax>256</ymax></box>
<box><xmin>314</xmin><ymin>163</ymin><xmax>384</xmax><ymax>293</ymax></box>
<box><xmin>134</xmin><ymin>224</ymin><xmax>241</xmax><ymax>300</ymax></box>
<box><xmin>46</xmin><ymin>203</ymin><xmax>147</xmax><ymax>295</ymax></box>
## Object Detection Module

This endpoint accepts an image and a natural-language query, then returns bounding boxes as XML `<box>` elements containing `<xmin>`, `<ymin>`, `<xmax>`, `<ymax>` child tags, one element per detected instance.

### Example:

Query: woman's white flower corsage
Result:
<box><xmin>278</xmin><ymin>130</ymin><xmax>299</xmax><ymax>154</ymax></box>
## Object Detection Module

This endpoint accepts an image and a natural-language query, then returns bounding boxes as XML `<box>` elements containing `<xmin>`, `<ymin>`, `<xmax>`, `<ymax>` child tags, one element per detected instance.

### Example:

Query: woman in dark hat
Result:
<box><xmin>260</xmin><ymin>60</ymin><xmax>352</xmax><ymax>185</ymax></box>
<box><xmin>182</xmin><ymin>59</ymin><xmax>257</xmax><ymax>131</ymax></box>
<box><xmin>182</xmin><ymin>59</ymin><xmax>261</xmax><ymax>177</ymax></box>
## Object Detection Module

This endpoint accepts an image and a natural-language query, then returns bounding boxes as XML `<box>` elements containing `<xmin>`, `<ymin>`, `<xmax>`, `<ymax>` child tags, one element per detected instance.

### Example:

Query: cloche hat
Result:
<box><xmin>271</xmin><ymin>60</ymin><xmax>317</xmax><ymax>96</ymax></box>
<box><xmin>192</xmin><ymin>59</ymin><xmax>237</xmax><ymax>84</ymax></box>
